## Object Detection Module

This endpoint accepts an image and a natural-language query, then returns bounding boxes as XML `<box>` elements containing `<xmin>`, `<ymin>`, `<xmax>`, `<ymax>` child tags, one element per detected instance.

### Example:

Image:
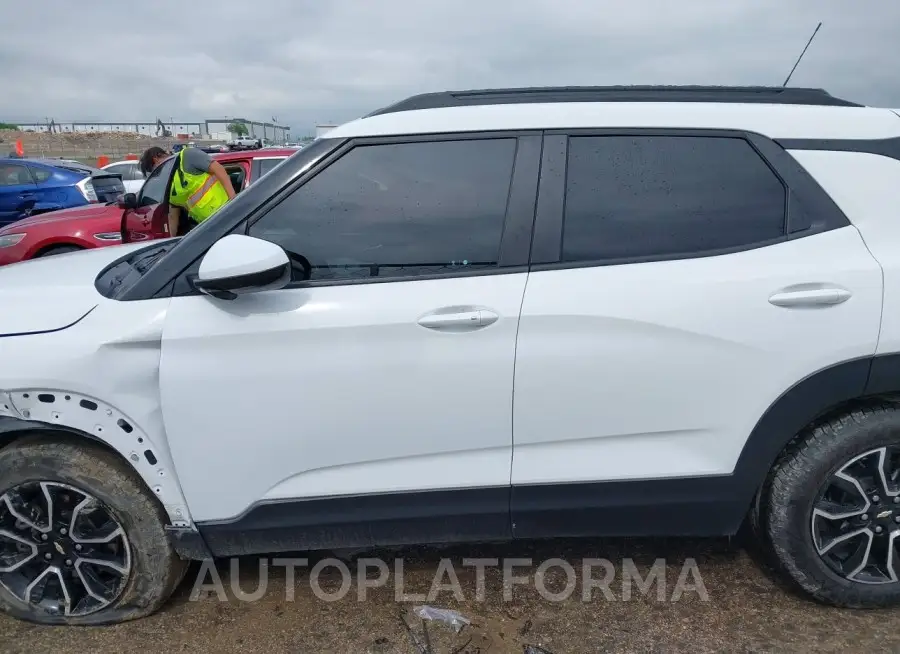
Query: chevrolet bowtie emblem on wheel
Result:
<box><xmin>54</xmin><ymin>542</ymin><xmax>66</xmax><ymax>555</ymax></box>
<box><xmin>877</xmin><ymin>510</ymin><xmax>892</xmax><ymax>520</ymax></box>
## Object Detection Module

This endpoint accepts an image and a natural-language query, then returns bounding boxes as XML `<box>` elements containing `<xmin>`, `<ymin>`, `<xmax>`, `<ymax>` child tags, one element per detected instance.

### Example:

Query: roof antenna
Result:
<box><xmin>783</xmin><ymin>22</ymin><xmax>823</xmax><ymax>87</ymax></box>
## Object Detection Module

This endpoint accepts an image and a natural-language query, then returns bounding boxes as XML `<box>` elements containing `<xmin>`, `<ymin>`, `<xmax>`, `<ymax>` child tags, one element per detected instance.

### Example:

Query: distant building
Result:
<box><xmin>14</xmin><ymin>118</ymin><xmax>292</xmax><ymax>144</ymax></box>
<box><xmin>204</xmin><ymin>119</ymin><xmax>291</xmax><ymax>144</ymax></box>
<box><xmin>16</xmin><ymin>121</ymin><xmax>205</xmax><ymax>137</ymax></box>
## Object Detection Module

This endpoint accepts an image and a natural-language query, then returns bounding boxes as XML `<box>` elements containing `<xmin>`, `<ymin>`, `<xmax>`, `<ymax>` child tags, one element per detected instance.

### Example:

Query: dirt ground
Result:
<box><xmin>1</xmin><ymin>535</ymin><xmax>898</xmax><ymax>654</ymax></box>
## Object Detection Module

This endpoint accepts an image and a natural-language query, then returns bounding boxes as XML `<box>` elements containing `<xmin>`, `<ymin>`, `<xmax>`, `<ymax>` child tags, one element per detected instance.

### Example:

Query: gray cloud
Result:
<box><xmin>2</xmin><ymin>0</ymin><xmax>898</xmax><ymax>135</ymax></box>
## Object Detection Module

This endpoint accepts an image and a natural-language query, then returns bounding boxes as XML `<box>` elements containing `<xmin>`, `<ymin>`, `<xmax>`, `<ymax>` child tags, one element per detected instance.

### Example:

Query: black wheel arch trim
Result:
<box><xmin>732</xmin><ymin>356</ymin><xmax>872</xmax><ymax>495</ymax></box>
<box><xmin>728</xmin><ymin>351</ymin><xmax>900</xmax><ymax>508</ymax></box>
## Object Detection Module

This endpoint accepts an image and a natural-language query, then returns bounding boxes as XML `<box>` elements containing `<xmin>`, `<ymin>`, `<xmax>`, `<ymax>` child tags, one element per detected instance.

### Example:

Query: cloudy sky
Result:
<box><xmin>2</xmin><ymin>0</ymin><xmax>898</xmax><ymax>136</ymax></box>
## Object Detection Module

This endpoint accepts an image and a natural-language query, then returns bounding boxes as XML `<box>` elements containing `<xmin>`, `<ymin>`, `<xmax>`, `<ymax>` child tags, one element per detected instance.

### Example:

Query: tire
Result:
<box><xmin>0</xmin><ymin>436</ymin><xmax>187</xmax><ymax>625</ymax></box>
<box><xmin>36</xmin><ymin>245</ymin><xmax>82</xmax><ymax>258</ymax></box>
<box><xmin>760</xmin><ymin>404</ymin><xmax>900</xmax><ymax>608</ymax></box>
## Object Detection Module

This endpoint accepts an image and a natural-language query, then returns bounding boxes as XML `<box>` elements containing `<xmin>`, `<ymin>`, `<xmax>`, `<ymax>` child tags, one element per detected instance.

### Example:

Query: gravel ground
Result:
<box><xmin>2</xmin><ymin>535</ymin><xmax>898</xmax><ymax>653</ymax></box>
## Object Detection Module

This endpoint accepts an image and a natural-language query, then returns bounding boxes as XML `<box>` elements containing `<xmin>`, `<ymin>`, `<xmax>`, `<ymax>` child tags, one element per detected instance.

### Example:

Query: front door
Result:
<box><xmin>121</xmin><ymin>156</ymin><xmax>175</xmax><ymax>242</ymax></box>
<box><xmin>158</xmin><ymin>134</ymin><xmax>541</xmax><ymax>551</ymax></box>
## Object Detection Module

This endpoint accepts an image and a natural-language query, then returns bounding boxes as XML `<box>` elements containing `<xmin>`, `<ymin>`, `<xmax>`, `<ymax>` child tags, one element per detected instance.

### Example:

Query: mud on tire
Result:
<box><xmin>758</xmin><ymin>404</ymin><xmax>900</xmax><ymax>608</ymax></box>
<box><xmin>0</xmin><ymin>436</ymin><xmax>188</xmax><ymax>625</ymax></box>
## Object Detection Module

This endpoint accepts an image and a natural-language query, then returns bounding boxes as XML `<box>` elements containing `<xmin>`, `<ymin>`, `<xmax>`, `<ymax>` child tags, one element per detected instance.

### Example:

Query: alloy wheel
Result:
<box><xmin>0</xmin><ymin>481</ymin><xmax>131</xmax><ymax>616</ymax></box>
<box><xmin>811</xmin><ymin>446</ymin><xmax>900</xmax><ymax>584</ymax></box>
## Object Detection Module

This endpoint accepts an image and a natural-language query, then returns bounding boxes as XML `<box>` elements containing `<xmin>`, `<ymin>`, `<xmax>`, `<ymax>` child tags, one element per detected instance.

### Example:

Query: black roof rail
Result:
<box><xmin>366</xmin><ymin>85</ymin><xmax>863</xmax><ymax>116</ymax></box>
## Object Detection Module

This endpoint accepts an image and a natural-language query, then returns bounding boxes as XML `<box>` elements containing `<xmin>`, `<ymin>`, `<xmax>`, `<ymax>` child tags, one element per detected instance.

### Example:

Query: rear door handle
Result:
<box><xmin>769</xmin><ymin>287</ymin><xmax>852</xmax><ymax>308</ymax></box>
<box><xmin>417</xmin><ymin>309</ymin><xmax>499</xmax><ymax>331</ymax></box>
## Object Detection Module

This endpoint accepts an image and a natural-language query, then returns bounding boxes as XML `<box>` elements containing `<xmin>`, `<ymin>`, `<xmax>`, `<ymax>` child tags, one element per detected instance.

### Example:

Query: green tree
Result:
<box><xmin>0</xmin><ymin>122</ymin><xmax>19</xmax><ymax>130</ymax></box>
<box><xmin>227</xmin><ymin>122</ymin><xmax>248</xmax><ymax>137</ymax></box>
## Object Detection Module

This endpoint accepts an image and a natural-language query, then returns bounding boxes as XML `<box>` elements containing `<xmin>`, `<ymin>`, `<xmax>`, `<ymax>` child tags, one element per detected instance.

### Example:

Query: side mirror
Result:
<box><xmin>118</xmin><ymin>193</ymin><xmax>138</xmax><ymax>210</ymax></box>
<box><xmin>192</xmin><ymin>234</ymin><xmax>291</xmax><ymax>300</ymax></box>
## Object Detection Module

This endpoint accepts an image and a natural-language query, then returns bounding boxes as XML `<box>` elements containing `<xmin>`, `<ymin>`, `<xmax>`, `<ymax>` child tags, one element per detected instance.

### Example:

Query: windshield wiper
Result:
<box><xmin>133</xmin><ymin>246</ymin><xmax>171</xmax><ymax>274</ymax></box>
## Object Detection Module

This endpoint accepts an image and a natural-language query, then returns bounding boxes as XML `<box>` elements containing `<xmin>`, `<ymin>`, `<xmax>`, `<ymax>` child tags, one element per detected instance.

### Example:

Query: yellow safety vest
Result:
<box><xmin>168</xmin><ymin>149</ymin><xmax>230</xmax><ymax>223</ymax></box>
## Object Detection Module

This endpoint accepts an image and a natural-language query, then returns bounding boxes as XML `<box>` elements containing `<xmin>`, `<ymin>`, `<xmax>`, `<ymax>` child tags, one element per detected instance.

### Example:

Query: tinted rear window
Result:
<box><xmin>562</xmin><ymin>136</ymin><xmax>787</xmax><ymax>262</ymax></box>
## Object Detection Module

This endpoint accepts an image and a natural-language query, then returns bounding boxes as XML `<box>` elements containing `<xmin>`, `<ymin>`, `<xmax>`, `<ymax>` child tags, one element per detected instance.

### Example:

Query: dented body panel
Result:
<box><xmin>0</xmin><ymin>279</ymin><xmax>192</xmax><ymax>526</ymax></box>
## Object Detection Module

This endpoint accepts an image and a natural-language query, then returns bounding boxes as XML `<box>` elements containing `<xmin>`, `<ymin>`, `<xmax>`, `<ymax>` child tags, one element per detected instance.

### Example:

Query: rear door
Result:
<box><xmin>0</xmin><ymin>163</ymin><xmax>37</xmax><ymax>225</ymax></box>
<box><xmin>510</xmin><ymin>131</ymin><xmax>884</xmax><ymax>537</ymax></box>
<box><xmin>25</xmin><ymin>165</ymin><xmax>60</xmax><ymax>212</ymax></box>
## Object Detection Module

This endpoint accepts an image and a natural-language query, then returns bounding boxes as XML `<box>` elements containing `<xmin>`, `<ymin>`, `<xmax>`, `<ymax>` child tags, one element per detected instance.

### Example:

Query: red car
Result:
<box><xmin>0</xmin><ymin>149</ymin><xmax>297</xmax><ymax>266</ymax></box>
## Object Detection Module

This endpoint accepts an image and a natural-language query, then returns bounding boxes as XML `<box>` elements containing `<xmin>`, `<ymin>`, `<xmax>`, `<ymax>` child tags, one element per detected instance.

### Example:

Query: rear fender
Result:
<box><xmin>0</xmin><ymin>390</ymin><xmax>192</xmax><ymax>527</ymax></box>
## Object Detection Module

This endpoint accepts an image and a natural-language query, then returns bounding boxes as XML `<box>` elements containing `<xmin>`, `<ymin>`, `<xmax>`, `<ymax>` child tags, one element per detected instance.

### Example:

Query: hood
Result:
<box><xmin>0</xmin><ymin>242</ymin><xmax>154</xmax><ymax>337</ymax></box>
<box><xmin>0</xmin><ymin>204</ymin><xmax>121</xmax><ymax>233</ymax></box>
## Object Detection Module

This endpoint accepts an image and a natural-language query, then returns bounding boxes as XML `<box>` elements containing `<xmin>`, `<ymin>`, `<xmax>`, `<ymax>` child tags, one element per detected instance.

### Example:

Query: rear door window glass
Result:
<box><xmin>562</xmin><ymin>136</ymin><xmax>787</xmax><ymax>262</ymax></box>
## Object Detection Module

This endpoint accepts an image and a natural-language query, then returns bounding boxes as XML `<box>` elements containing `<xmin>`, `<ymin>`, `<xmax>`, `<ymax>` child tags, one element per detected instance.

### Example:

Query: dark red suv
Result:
<box><xmin>0</xmin><ymin>149</ymin><xmax>297</xmax><ymax>266</ymax></box>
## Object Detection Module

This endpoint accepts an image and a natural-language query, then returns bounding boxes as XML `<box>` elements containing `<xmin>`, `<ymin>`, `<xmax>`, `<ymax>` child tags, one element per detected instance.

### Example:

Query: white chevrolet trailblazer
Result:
<box><xmin>1</xmin><ymin>86</ymin><xmax>900</xmax><ymax>624</ymax></box>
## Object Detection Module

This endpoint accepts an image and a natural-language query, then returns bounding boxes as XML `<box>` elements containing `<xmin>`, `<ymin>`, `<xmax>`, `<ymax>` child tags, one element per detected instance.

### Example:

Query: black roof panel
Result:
<box><xmin>366</xmin><ymin>85</ymin><xmax>862</xmax><ymax>116</ymax></box>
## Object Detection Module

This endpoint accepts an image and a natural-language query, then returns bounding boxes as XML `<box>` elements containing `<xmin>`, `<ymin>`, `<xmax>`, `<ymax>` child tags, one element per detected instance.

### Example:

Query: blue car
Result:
<box><xmin>0</xmin><ymin>158</ymin><xmax>126</xmax><ymax>228</ymax></box>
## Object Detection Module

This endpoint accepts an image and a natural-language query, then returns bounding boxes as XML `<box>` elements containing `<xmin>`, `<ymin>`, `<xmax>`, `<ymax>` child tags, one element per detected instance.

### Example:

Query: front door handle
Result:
<box><xmin>417</xmin><ymin>309</ymin><xmax>500</xmax><ymax>331</ymax></box>
<box><xmin>769</xmin><ymin>286</ymin><xmax>852</xmax><ymax>308</ymax></box>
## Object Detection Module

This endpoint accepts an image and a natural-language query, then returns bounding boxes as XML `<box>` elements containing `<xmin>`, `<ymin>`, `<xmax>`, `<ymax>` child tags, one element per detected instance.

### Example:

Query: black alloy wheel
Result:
<box><xmin>0</xmin><ymin>481</ymin><xmax>131</xmax><ymax>617</ymax></box>
<box><xmin>811</xmin><ymin>445</ymin><xmax>900</xmax><ymax>584</ymax></box>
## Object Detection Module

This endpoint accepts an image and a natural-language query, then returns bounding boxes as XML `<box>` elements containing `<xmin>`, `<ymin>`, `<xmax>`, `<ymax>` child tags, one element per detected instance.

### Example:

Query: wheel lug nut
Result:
<box><xmin>894</xmin><ymin>497</ymin><xmax>900</xmax><ymax>504</ymax></box>
<box><xmin>41</xmin><ymin>534</ymin><xmax>48</xmax><ymax>541</ymax></box>
<box><xmin>44</xmin><ymin>553</ymin><xmax>52</xmax><ymax>560</ymax></box>
<box><xmin>59</xmin><ymin>528</ymin><xmax>67</xmax><ymax>535</ymax></box>
<box><xmin>873</xmin><ymin>495</ymin><xmax>881</xmax><ymax>503</ymax></box>
<box><xmin>65</xmin><ymin>559</ymin><xmax>72</xmax><ymax>566</ymax></box>
<box><xmin>876</xmin><ymin>526</ymin><xmax>884</xmax><ymax>533</ymax></box>
<box><xmin>895</xmin><ymin>516</ymin><xmax>900</xmax><ymax>524</ymax></box>
<box><xmin>861</xmin><ymin>514</ymin><xmax>870</xmax><ymax>521</ymax></box>
<box><xmin>75</xmin><ymin>544</ymin><xmax>82</xmax><ymax>551</ymax></box>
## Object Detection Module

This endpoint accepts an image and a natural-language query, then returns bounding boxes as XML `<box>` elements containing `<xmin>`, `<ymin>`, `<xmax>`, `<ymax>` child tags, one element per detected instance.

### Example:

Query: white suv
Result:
<box><xmin>2</xmin><ymin>85</ymin><xmax>900</xmax><ymax>624</ymax></box>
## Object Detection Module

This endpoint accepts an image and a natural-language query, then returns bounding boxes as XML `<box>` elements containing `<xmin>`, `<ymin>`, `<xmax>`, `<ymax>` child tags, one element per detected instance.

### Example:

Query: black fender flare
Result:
<box><xmin>730</xmin><ymin>353</ymin><xmax>900</xmax><ymax>507</ymax></box>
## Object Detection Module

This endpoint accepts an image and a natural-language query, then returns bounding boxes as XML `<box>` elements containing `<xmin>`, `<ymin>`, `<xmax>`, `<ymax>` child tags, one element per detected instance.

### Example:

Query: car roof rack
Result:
<box><xmin>366</xmin><ymin>85</ymin><xmax>862</xmax><ymax>116</ymax></box>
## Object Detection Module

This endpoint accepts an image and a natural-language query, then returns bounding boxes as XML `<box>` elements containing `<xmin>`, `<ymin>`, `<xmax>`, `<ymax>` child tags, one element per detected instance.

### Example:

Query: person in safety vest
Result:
<box><xmin>139</xmin><ymin>146</ymin><xmax>236</xmax><ymax>237</ymax></box>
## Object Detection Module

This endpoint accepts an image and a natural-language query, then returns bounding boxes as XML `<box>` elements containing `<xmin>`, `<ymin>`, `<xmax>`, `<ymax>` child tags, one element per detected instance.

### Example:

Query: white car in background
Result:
<box><xmin>101</xmin><ymin>160</ymin><xmax>145</xmax><ymax>194</ymax></box>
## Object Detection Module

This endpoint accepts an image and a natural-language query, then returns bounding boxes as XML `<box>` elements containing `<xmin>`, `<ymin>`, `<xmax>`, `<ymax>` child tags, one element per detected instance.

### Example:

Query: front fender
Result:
<box><xmin>0</xmin><ymin>391</ymin><xmax>192</xmax><ymax>527</ymax></box>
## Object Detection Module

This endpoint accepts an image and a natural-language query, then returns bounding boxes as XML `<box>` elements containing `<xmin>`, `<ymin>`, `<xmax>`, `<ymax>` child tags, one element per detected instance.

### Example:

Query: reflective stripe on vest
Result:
<box><xmin>185</xmin><ymin>175</ymin><xmax>218</xmax><ymax>210</ymax></box>
<box><xmin>168</xmin><ymin>148</ymin><xmax>230</xmax><ymax>222</ymax></box>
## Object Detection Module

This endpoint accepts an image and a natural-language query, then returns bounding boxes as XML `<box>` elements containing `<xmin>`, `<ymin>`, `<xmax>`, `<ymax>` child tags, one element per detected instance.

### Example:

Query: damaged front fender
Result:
<box><xmin>0</xmin><ymin>389</ymin><xmax>193</xmax><ymax>529</ymax></box>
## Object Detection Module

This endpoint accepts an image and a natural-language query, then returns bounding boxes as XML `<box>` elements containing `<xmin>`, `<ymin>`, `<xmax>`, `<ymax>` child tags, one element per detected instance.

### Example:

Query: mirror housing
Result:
<box><xmin>192</xmin><ymin>234</ymin><xmax>291</xmax><ymax>300</ymax></box>
<box><xmin>118</xmin><ymin>192</ymin><xmax>138</xmax><ymax>210</ymax></box>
